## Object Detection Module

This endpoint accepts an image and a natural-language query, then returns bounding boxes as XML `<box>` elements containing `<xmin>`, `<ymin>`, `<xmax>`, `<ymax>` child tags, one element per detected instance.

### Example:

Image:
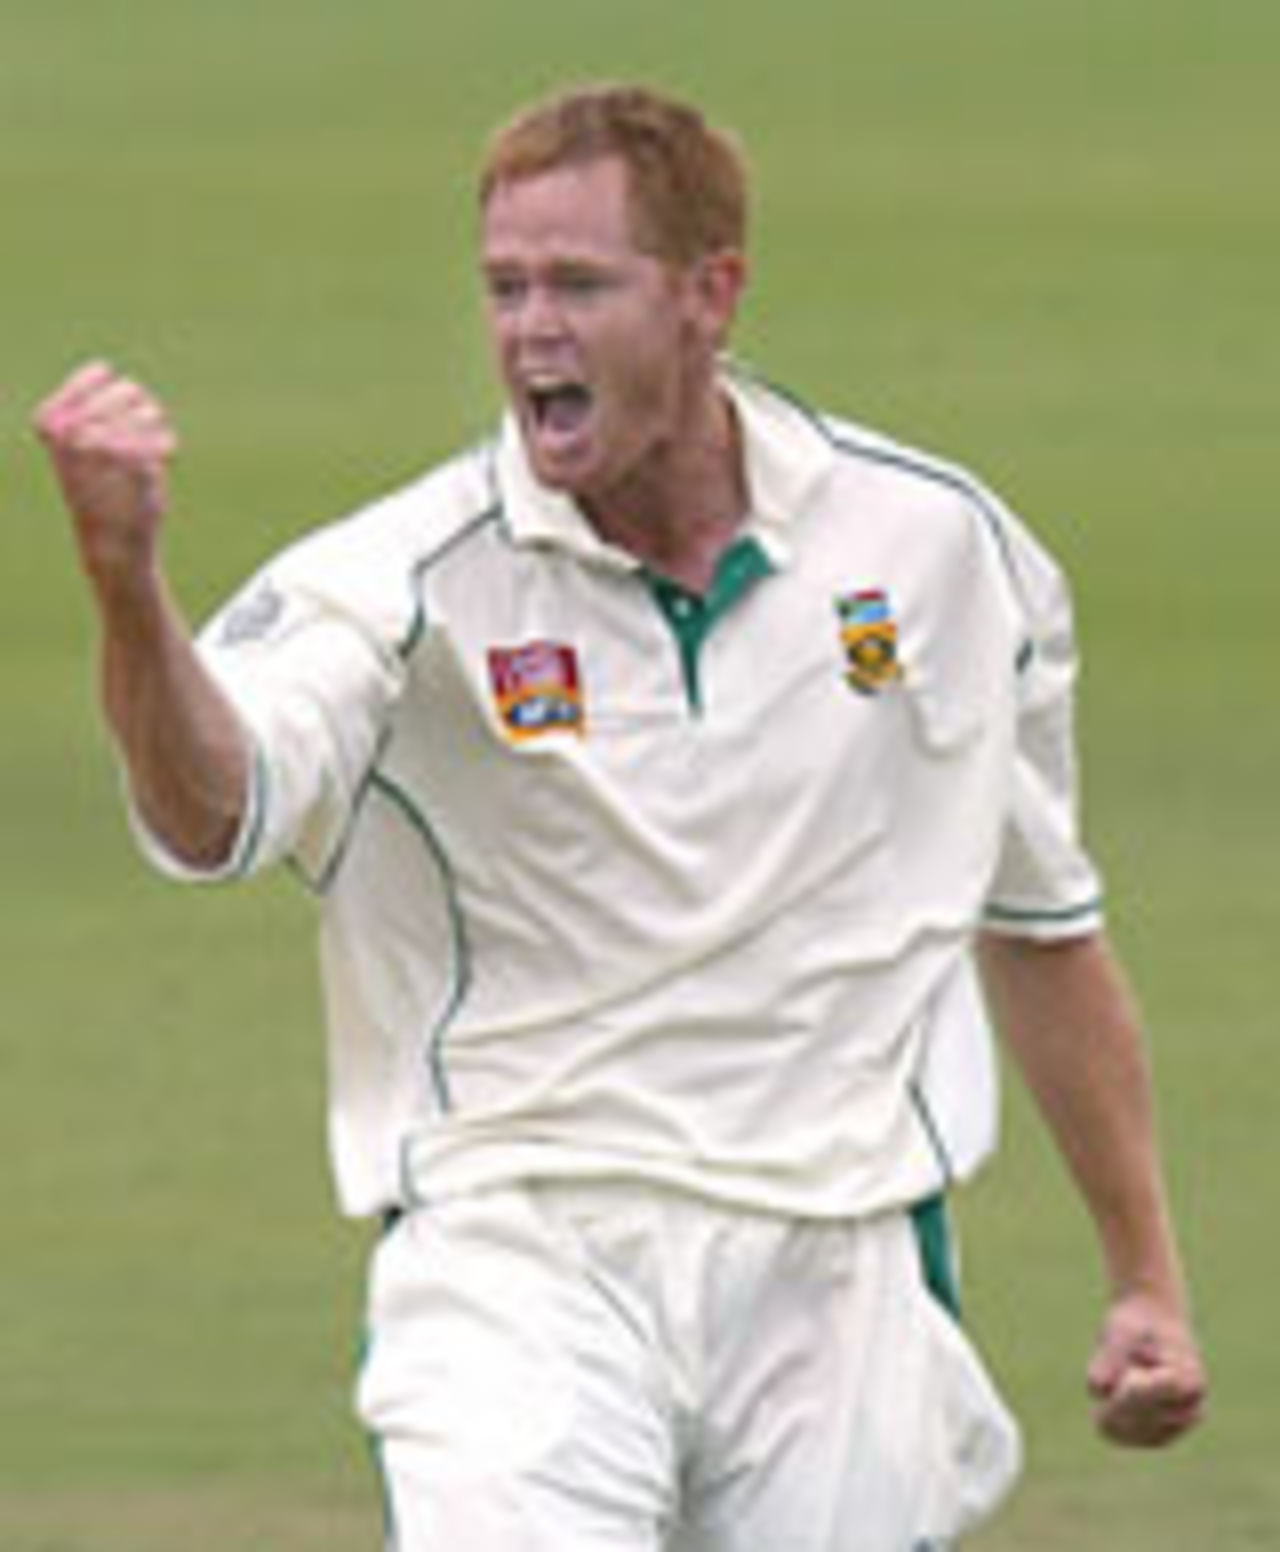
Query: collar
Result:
<box><xmin>492</xmin><ymin>362</ymin><xmax>839</xmax><ymax>571</ymax></box>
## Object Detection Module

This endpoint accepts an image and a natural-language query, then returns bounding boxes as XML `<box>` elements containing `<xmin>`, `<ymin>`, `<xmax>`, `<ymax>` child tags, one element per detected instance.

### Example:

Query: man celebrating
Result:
<box><xmin>36</xmin><ymin>83</ymin><xmax>1204</xmax><ymax>1550</ymax></box>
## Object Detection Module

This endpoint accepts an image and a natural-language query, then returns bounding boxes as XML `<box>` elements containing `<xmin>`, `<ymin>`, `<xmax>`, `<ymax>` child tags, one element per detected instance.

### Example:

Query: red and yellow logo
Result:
<box><xmin>488</xmin><ymin>640</ymin><xmax>586</xmax><ymax>740</ymax></box>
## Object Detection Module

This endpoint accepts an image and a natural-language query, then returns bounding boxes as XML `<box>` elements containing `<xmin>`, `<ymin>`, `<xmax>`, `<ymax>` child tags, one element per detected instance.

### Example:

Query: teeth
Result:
<box><xmin>528</xmin><ymin>380</ymin><xmax>580</xmax><ymax>398</ymax></box>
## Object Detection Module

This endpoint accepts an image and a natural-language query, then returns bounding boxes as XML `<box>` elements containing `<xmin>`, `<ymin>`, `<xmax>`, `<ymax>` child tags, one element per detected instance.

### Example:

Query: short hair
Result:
<box><xmin>478</xmin><ymin>83</ymin><xmax>749</xmax><ymax>266</ymax></box>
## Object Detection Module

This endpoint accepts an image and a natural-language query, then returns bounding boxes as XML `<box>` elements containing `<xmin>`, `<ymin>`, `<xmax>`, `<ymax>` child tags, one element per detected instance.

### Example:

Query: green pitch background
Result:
<box><xmin>1</xmin><ymin>1</ymin><xmax>1274</xmax><ymax>1546</ymax></box>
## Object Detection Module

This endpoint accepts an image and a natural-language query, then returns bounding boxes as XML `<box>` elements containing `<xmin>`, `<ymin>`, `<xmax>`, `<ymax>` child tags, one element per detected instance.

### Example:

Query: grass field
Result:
<box><xmin>2</xmin><ymin>2</ymin><xmax>1276</xmax><ymax>1546</ymax></box>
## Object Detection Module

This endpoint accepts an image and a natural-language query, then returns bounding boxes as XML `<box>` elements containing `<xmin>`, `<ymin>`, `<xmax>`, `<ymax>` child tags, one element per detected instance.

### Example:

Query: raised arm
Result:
<box><xmin>34</xmin><ymin>362</ymin><xmax>250</xmax><ymax>868</ymax></box>
<box><xmin>976</xmin><ymin>929</ymin><xmax>1207</xmax><ymax>1447</ymax></box>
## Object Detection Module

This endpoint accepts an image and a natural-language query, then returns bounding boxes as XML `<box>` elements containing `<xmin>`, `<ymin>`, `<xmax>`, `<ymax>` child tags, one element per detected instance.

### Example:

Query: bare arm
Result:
<box><xmin>34</xmin><ymin>362</ymin><xmax>249</xmax><ymax>868</ymax></box>
<box><xmin>977</xmin><ymin>930</ymin><xmax>1206</xmax><ymax>1447</ymax></box>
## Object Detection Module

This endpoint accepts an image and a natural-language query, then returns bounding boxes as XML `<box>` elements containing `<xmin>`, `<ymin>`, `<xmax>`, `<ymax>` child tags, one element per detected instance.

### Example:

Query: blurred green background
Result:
<box><xmin>1</xmin><ymin>1</ymin><xmax>1274</xmax><ymax>1546</ymax></box>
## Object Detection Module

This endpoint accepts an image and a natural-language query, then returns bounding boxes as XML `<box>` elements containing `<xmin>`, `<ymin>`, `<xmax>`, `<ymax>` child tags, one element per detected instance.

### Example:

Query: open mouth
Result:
<box><xmin>527</xmin><ymin>381</ymin><xmax>593</xmax><ymax>438</ymax></box>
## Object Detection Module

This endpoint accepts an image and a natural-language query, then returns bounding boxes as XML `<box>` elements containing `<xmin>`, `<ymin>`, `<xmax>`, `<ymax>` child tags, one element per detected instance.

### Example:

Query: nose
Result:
<box><xmin>514</xmin><ymin>281</ymin><xmax>570</xmax><ymax>345</ymax></box>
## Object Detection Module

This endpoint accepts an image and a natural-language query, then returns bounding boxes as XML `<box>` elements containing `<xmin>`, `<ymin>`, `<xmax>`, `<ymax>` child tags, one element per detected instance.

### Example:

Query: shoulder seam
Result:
<box><xmin>742</xmin><ymin>368</ymin><xmax>1035</xmax><ymax>630</ymax></box>
<box><xmin>824</xmin><ymin>424</ymin><xmax>1041</xmax><ymax>677</ymax></box>
<box><xmin>400</xmin><ymin>497</ymin><xmax>504</xmax><ymax>660</ymax></box>
<box><xmin>826</xmin><ymin>431</ymin><xmax>1028</xmax><ymax>609</ymax></box>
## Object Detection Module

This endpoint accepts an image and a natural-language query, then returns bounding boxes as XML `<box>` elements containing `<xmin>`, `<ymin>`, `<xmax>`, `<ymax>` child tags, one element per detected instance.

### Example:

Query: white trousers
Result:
<box><xmin>357</xmin><ymin>1183</ymin><xmax>1021</xmax><ymax>1551</ymax></box>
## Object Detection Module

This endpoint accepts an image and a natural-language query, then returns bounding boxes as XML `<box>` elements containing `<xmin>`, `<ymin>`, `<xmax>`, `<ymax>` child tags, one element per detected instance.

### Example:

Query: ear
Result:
<box><xmin>687</xmin><ymin>249</ymin><xmax>749</xmax><ymax>350</ymax></box>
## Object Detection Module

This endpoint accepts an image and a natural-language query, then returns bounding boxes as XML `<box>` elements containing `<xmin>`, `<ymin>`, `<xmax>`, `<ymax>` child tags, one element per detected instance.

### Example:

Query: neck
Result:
<box><xmin>584</xmin><ymin>388</ymin><xmax>746</xmax><ymax>594</ymax></box>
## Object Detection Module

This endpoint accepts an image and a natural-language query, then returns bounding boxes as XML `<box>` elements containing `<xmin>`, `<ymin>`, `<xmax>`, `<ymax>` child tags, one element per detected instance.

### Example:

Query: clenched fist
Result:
<box><xmin>1089</xmin><ymin>1292</ymin><xmax>1207</xmax><ymax>1448</ymax></box>
<box><xmin>34</xmin><ymin>361</ymin><xmax>179</xmax><ymax>591</ymax></box>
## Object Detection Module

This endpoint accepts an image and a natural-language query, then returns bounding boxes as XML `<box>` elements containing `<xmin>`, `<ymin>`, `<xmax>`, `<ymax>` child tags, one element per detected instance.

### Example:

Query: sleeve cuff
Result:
<box><xmin>125</xmin><ymin>737</ymin><xmax>271</xmax><ymax>885</ymax></box>
<box><xmin>981</xmin><ymin>894</ymin><xmax>1105</xmax><ymax>941</ymax></box>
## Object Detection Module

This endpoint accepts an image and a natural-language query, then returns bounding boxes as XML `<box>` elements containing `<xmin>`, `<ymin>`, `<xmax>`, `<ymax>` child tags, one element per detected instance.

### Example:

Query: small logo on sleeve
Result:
<box><xmin>488</xmin><ymin>640</ymin><xmax>586</xmax><ymax>740</ymax></box>
<box><xmin>219</xmin><ymin>580</ymin><xmax>287</xmax><ymax>647</ymax></box>
<box><xmin>835</xmin><ymin>589</ymin><xmax>903</xmax><ymax>695</ymax></box>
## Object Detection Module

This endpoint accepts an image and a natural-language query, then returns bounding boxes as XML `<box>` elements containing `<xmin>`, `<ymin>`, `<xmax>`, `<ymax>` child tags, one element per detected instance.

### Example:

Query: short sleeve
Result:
<box><xmin>983</xmin><ymin>521</ymin><xmax>1105</xmax><ymax>940</ymax></box>
<box><xmin>130</xmin><ymin>565</ymin><xmax>404</xmax><ymax>887</ymax></box>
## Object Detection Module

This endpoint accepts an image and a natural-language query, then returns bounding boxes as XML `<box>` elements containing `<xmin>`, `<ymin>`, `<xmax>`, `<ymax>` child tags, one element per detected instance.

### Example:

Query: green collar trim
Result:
<box><xmin>644</xmin><ymin>535</ymin><xmax>773</xmax><ymax>713</ymax></box>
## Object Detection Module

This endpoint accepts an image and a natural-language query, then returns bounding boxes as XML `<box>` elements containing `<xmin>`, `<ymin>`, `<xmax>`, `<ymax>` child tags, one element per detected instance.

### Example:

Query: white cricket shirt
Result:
<box><xmin>136</xmin><ymin>369</ymin><xmax>1103</xmax><ymax>1218</ymax></box>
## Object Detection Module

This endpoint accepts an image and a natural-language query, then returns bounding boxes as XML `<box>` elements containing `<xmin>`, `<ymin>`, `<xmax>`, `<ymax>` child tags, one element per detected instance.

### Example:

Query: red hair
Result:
<box><xmin>479</xmin><ymin>84</ymin><xmax>749</xmax><ymax>266</ymax></box>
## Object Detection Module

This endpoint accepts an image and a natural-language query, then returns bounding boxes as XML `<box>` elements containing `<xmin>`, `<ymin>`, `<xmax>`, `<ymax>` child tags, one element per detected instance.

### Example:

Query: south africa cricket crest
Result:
<box><xmin>834</xmin><ymin>588</ymin><xmax>902</xmax><ymax>695</ymax></box>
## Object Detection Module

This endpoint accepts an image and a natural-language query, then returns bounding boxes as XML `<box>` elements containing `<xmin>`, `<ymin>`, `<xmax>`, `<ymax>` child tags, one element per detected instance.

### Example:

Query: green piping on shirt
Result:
<box><xmin>227</xmin><ymin>739</ymin><xmax>272</xmax><ymax>880</ymax></box>
<box><xmin>368</xmin><ymin>770</ymin><xmax>472</xmax><ymax>1115</ymax></box>
<box><xmin>738</xmin><ymin>365</ymin><xmax>1040</xmax><ymax>677</ymax></box>
<box><xmin>400</xmin><ymin>503</ymin><xmax>503</xmax><ymax>660</ymax></box>
<box><xmin>984</xmin><ymin>897</ymin><xmax>1104</xmax><ymax>929</ymax></box>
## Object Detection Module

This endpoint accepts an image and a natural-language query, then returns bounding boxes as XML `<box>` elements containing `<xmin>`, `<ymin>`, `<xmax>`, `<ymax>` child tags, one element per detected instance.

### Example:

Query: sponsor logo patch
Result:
<box><xmin>834</xmin><ymin>588</ymin><xmax>903</xmax><ymax>695</ymax></box>
<box><xmin>488</xmin><ymin>640</ymin><xmax>586</xmax><ymax>741</ymax></box>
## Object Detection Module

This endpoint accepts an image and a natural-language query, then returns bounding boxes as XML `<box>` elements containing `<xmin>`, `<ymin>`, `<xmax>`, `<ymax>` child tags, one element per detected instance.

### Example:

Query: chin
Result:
<box><xmin>527</xmin><ymin>455</ymin><xmax>582</xmax><ymax>496</ymax></box>
<box><xmin>524</xmin><ymin>444</ymin><xmax>599</xmax><ymax>502</ymax></box>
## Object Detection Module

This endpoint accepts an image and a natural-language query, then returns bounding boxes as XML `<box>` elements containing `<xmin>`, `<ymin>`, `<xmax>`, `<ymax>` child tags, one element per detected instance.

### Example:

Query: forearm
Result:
<box><xmin>976</xmin><ymin>931</ymin><xmax>1189</xmax><ymax>1313</ymax></box>
<box><xmin>94</xmin><ymin>565</ymin><xmax>250</xmax><ymax>870</ymax></box>
<box><xmin>33</xmin><ymin>363</ymin><xmax>251</xmax><ymax>870</ymax></box>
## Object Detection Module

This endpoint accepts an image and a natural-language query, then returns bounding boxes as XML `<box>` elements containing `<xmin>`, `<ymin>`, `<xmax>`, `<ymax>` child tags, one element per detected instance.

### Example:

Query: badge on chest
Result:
<box><xmin>488</xmin><ymin>640</ymin><xmax>587</xmax><ymax>741</ymax></box>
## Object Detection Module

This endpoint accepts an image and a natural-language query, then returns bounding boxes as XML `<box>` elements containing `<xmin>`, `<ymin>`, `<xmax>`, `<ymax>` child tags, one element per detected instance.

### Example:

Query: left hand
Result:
<box><xmin>1087</xmin><ymin>1293</ymin><xmax>1207</xmax><ymax>1447</ymax></box>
